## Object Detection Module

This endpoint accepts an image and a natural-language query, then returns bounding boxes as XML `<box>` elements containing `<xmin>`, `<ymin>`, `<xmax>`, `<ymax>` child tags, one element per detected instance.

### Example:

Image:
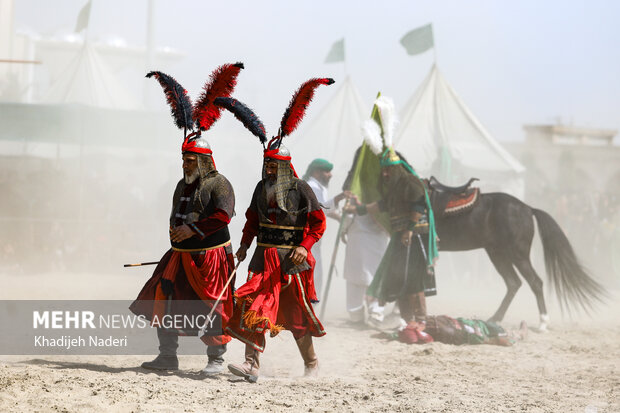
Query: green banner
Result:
<box><xmin>349</xmin><ymin>92</ymin><xmax>390</xmax><ymax>232</ymax></box>
<box><xmin>324</xmin><ymin>38</ymin><xmax>345</xmax><ymax>63</ymax></box>
<box><xmin>400</xmin><ymin>24</ymin><xmax>434</xmax><ymax>56</ymax></box>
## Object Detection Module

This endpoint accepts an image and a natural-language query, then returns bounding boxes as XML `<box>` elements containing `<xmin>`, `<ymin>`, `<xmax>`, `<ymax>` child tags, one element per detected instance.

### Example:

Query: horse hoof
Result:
<box><xmin>538</xmin><ymin>314</ymin><xmax>549</xmax><ymax>333</ymax></box>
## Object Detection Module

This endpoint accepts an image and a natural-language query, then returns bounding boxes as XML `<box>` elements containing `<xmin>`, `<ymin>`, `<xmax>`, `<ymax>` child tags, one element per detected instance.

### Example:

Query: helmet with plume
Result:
<box><xmin>146</xmin><ymin>62</ymin><xmax>244</xmax><ymax>163</ymax></box>
<box><xmin>361</xmin><ymin>95</ymin><xmax>401</xmax><ymax>166</ymax></box>
<box><xmin>214</xmin><ymin>77</ymin><xmax>334</xmax><ymax>211</ymax></box>
<box><xmin>214</xmin><ymin>77</ymin><xmax>334</xmax><ymax>175</ymax></box>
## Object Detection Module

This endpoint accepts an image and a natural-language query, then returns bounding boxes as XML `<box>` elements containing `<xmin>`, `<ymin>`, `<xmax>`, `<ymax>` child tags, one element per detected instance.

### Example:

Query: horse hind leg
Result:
<box><xmin>513</xmin><ymin>257</ymin><xmax>549</xmax><ymax>332</ymax></box>
<box><xmin>485</xmin><ymin>249</ymin><xmax>522</xmax><ymax>323</ymax></box>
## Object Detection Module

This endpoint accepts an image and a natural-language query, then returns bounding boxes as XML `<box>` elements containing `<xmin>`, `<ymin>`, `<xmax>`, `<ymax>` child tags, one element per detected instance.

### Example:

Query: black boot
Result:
<box><xmin>141</xmin><ymin>328</ymin><xmax>179</xmax><ymax>371</ymax></box>
<box><xmin>141</xmin><ymin>354</ymin><xmax>179</xmax><ymax>370</ymax></box>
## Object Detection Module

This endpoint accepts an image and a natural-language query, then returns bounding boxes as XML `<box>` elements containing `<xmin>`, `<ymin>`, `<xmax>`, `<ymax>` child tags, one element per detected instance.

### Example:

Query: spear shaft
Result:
<box><xmin>123</xmin><ymin>261</ymin><xmax>159</xmax><ymax>267</ymax></box>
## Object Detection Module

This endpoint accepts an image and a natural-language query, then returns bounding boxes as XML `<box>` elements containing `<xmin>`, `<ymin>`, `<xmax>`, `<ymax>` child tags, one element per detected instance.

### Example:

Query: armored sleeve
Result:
<box><xmin>208</xmin><ymin>174</ymin><xmax>235</xmax><ymax>218</ymax></box>
<box><xmin>169</xmin><ymin>179</ymin><xmax>185</xmax><ymax>227</ymax></box>
<box><xmin>188</xmin><ymin>174</ymin><xmax>235</xmax><ymax>238</ymax></box>
<box><xmin>189</xmin><ymin>210</ymin><xmax>231</xmax><ymax>239</ymax></box>
<box><xmin>240</xmin><ymin>182</ymin><xmax>262</xmax><ymax>247</ymax></box>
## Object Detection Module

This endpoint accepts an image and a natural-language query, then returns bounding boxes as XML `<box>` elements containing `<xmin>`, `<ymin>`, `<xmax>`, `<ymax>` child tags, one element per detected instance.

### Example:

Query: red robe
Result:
<box><xmin>226</xmin><ymin>179</ymin><xmax>326</xmax><ymax>351</ymax></box>
<box><xmin>130</xmin><ymin>175</ymin><xmax>235</xmax><ymax>346</ymax></box>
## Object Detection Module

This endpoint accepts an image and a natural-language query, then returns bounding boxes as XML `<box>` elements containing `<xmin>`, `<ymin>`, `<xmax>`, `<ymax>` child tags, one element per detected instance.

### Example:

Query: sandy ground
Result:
<box><xmin>0</xmin><ymin>270</ymin><xmax>618</xmax><ymax>413</ymax></box>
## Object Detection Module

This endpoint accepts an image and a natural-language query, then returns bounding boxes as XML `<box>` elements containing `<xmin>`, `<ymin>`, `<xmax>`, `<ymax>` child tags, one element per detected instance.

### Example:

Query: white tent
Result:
<box><xmin>395</xmin><ymin>64</ymin><xmax>525</xmax><ymax>197</ymax></box>
<box><xmin>289</xmin><ymin>75</ymin><xmax>369</xmax><ymax>191</ymax></box>
<box><xmin>43</xmin><ymin>42</ymin><xmax>141</xmax><ymax>110</ymax></box>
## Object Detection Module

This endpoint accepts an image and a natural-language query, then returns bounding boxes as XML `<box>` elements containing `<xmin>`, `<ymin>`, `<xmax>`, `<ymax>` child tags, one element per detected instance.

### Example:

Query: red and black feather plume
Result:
<box><xmin>214</xmin><ymin>97</ymin><xmax>267</xmax><ymax>144</ymax></box>
<box><xmin>146</xmin><ymin>71</ymin><xmax>193</xmax><ymax>130</ymax></box>
<box><xmin>280</xmin><ymin>77</ymin><xmax>335</xmax><ymax>138</ymax></box>
<box><xmin>193</xmin><ymin>62</ymin><xmax>244</xmax><ymax>131</ymax></box>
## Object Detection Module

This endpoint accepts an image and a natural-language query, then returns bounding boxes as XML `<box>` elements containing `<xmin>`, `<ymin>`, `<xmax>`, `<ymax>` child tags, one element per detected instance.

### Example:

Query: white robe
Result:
<box><xmin>306</xmin><ymin>177</ymin><xmax>340</xmax><ymax>299</ymax></box>
<box><xmin>343</xmin><ymin>214</ymin><xmax>390</xmax><ymax>287</ymax></box>
<box><xmin>343</xmin><ymin>213</ymin><xmax>390</xmax><ymax>314</ymax></box>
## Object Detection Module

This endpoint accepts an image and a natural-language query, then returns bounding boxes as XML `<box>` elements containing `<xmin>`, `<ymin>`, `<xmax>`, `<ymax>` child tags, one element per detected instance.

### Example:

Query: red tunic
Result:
<box><xmin>226</xmin><ymin>179</ymin><xmax>326</xmax><ymax>351</ymax></box>
<box><xmin>130</xmin><ymin>173</ymin><xmax>235</xmax><ymax>346</ymax></box>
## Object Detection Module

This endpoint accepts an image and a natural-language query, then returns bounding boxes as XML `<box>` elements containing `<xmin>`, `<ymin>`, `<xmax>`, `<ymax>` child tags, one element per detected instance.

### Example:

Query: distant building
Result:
<box><xmin>505</xmin><ymin>124</ymin><xmax>620</xmax><ymax>202</ymax></box>
<box><xmin>504</xmin><ymin>123</ymin><xmax>620</xmax><ymax>282</ymax></box>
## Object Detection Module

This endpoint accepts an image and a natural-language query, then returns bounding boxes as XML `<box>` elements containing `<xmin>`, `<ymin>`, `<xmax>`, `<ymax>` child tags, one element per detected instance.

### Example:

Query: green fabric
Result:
<box><xmin>400</xmin><ymin>24</ymin><xmax>434</xmax><ymax>56</ymax></box>
<box><xmin>367</xmin><ymin>233</ymin><xmax>434</xmax><ymax>301</ymax></box>
<box><xmin>348</xmin><ymin>93</ymin><xmax>390</xmax><ymax>232</ymax></box>
<box><xmin>485</xmin><ymin>321</ymin><xmax>506</xmax><ymax>337</ymax></box>
<box><xmin>74</xmin><ymin>1</ymin><xmax>92</xmax><ymax>32</ymax></box>
<box><xmin>366</xmin><ymin>237</ymin><xmax>392</xmax><ymax>299</ymax></box>
<box><xmin>457</xmin><ymin>318</ymin><xmax>507</xmax><ymax>345</ymax></box>
<box><xmin>457</xmin><ymin>318</ymin><xmax>489</xmax><ymax>345</ymax></box>
<box><xmin>350</xmin><ymin>144</ymin><xmax>382</xmax><ymax>204</ymax></box>
<box><xmin>379</xmin><ymin>150</ymin><xmax>439</xmax><ymax>270</ymax></box>
<box><xmin>324</xmin><ymin>38</ymin><xmax>345</xmax><ymax>63</ymax></box>
<box><xmin>302</xmin><ymin>158</ymin><xmax>333</xmax><ymax>180</ymax></box>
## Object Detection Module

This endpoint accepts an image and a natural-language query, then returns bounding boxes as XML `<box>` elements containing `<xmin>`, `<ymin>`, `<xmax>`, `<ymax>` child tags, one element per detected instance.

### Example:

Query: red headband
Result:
<box><xmin>264</xmin><ymin>149</ymin><xmax>298</xmax><ymax>178</ymax></box>
<box><xmin>263</xmin><ymin>148</ymin><xmax>290</xmax><ymax>161</ymax></box>
<box><xmin>182</xmin><ymin>132</ymin><xmax>216</xmax><ymax>169</ymax></box>
<box><xmin>182</xmin><ymin>132</ymin><xmax>213</xmax><ymax>155</ymax></box>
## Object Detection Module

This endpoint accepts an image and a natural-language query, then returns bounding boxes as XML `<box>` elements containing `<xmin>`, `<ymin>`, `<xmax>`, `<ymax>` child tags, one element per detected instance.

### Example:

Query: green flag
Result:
<box><xmin>400</xmin><ymin>24</ymin><xmax>434</xmax><ymax>56</ymax></box>
<box><xmin>349</xmin><ymin>92</ymin><xmax>391</xmax><ymax>232</ymax></box>
<box><xmin>74</xmin><ymin>0</ymin><xmax>92</xmax><ymax>33</ymax></box>
<box><xmin>324</xmin><ymin>38</ymin><xmax>345</xmax><ymax>63</ymax></box>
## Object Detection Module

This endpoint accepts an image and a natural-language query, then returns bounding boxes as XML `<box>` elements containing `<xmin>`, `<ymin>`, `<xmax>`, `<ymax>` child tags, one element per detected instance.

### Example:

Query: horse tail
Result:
<box><xmin>533</xmin><ymin>208</ymin><xmax>606</xmax><ymax>314</ymax></box>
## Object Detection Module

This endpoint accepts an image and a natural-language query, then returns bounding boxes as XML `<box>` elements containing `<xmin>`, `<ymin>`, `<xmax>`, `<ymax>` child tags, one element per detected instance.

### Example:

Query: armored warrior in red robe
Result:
<box><xmin>130</xmin><ymin>63</ymin><xmax>243</xmax><ymax>374</ymax></box>
<box><xmin>214</xmin><ymin>77</ymin><xmax>334</xmax><ymax>382</ymax></box>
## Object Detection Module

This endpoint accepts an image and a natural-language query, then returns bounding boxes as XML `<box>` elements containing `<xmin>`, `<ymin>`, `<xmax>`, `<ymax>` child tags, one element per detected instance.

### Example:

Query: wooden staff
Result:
<box><xmin>123</xmin><ymin>261</ymin><xmax>159</xmax><ymax>267</ymax></box>
<box><xmin>200</xmin><ymin>260</ymin><xmax>241</xmax><ymax>337</ymax></box>
<box><xmin>319</xmin><ymin>199</ymin><xmax>351</xmax><ymax>320</ymax></box>
<box><xmin>0</xmin><ymin>59</ymin><xmax>42</xmax><ymax>64</ymax></box>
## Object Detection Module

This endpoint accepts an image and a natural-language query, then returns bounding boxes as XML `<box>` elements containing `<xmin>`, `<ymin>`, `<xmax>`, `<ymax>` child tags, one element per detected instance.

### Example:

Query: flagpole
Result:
<box><xmin>319</xmin><ymin>204</ymin><xmax>348</xmax><ymax>320</ymax></box>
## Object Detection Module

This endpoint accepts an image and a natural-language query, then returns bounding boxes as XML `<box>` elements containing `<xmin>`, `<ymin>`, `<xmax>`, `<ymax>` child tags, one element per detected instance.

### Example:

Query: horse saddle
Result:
<box><xmin>427</xmin><ymin>176</ymin><xmax>480</xmax><ymax>218</ymax></box>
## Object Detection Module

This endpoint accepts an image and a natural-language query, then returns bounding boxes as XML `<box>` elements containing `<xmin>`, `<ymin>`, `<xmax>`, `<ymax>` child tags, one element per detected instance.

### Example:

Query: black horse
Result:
<box><xmin>430</xmin><ymin>180</ymin><xmax>604</xmax><ymax>330</ymax></box>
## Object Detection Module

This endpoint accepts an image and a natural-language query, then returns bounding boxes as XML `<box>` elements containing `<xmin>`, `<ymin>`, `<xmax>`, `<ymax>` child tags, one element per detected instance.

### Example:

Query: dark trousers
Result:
<box><xmin>157</xmin><ymin>328</ymin><xmax>226</xmax><ymax>361</ymax></box>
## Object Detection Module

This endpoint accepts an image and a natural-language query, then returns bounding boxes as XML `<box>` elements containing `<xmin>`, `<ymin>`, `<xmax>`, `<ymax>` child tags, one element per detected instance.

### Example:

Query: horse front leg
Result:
<box><xmin>486</xmin><ymin>249</ymin><xmax>522</xmax><ymax>323</ymax></box>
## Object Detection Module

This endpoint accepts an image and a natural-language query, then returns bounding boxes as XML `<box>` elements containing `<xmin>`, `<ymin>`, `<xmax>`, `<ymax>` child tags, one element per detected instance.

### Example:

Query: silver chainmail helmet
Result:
<box><xmin>266</xmin><ymin>138</ymin><xmax>290</xmax><ymax>157</ymax></box>
<box><xmin>183</xmin><ymin>131</ymin><xmax>216</xmax><ymax>177</ymax></box>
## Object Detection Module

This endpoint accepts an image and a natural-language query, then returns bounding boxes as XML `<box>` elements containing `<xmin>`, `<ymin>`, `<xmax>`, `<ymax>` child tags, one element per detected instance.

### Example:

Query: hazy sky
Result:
<box><xmin>14</xmin><ymin>0</ymin><xmax>620</xmax><ymax>142</ymax></box>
